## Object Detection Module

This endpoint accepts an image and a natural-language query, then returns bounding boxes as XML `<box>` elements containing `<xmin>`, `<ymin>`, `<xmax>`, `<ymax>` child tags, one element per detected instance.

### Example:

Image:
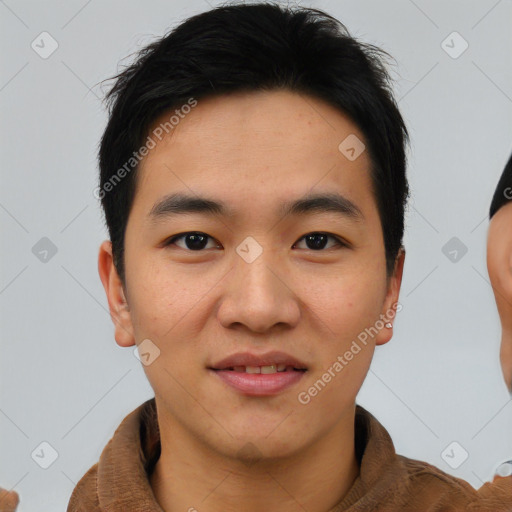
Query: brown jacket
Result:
<box><xmin>14</xmin><ymin>397</ymin><xmax>506</xmax><ymax>511</ymax></box>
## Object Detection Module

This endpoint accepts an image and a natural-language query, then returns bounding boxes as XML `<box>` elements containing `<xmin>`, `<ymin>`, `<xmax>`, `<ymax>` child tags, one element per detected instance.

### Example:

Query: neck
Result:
<box><xmin>501</xmin><ymin>326</ymin><xmax>512</xmax><ymax>393</ymax></box>
<box><xmin>150</xmin><ymin>405</ymin><xmax>360</xmax><ymax>512</ymax></box>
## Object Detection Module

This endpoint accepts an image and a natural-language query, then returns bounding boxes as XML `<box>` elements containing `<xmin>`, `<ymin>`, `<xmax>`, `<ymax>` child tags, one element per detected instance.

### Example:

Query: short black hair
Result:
<box><xmin>97</xmin><ymin>1</ymin><xmax>409</xmax><ymax>286</ymax></box>
<box><xmin>490</xmin><ymin>152</ymin><xmax>512</xmax><ymax>219</ymax></box>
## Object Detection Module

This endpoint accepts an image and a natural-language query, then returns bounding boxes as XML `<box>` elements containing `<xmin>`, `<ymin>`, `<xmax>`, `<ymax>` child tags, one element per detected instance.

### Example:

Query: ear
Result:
<box><xmin>97</xmin><ymin>240</ymin><xmax>136</xmax><ymax>347</ymax></box>
<box><xmin>375</xmin><ymin>247</ymin><xmax>406</xmax><ymax>346</ymax></box>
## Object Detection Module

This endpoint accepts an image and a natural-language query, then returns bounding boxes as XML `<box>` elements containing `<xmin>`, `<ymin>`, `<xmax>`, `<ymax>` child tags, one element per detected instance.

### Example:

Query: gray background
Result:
<box><xmin>1</xmin><ymin>0</ymin><xmax>512</xmax><ymax>510</ymax></box>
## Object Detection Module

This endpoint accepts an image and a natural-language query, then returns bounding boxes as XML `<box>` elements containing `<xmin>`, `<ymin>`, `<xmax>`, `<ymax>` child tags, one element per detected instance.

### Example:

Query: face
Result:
<box><xmin>99</xmin><ymin>90</ymin><xmax>404</xmax><ymax>461</ymax></box>
<box><xmin>487</xmin><ymin>201</ymin><xmax>512</xmax><ymax>392</ymax></box>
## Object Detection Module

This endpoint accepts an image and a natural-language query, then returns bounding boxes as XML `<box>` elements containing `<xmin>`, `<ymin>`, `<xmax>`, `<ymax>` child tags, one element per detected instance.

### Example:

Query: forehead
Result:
<box><xmin>132</xmin><ymin>90</ymin><xmax>376</xmax><ymax>221</ymax></box>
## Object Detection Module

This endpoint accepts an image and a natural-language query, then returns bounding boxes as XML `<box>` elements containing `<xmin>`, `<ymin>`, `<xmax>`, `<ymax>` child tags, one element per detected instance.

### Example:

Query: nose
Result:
<box><xmin>216</xmin><ymin>245</ymin><xmax>300</xmax><ymax>334</ymax></box>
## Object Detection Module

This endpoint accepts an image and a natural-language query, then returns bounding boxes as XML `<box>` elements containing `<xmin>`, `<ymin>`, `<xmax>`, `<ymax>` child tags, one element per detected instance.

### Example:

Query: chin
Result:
<box><xmin>211</xmin><ymin>424</ymin><xmax>305</xmax><ymax>463</ymax></box>
<box><xmin>230</xmin><ymin>438</ymin><xmax>302</xmax><ymax>465</ymax></box>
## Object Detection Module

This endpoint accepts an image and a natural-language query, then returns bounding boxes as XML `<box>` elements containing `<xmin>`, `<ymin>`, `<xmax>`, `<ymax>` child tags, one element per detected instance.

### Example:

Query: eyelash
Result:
<box><xmin>163</xmin><ymin>231</ymin><xmax>348</xmax><ymax>251</ymax></box>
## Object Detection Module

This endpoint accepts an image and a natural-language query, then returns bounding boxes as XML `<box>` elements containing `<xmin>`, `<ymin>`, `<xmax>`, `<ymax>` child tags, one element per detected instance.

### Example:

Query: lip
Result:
<box><xmin>209</xmin><ymin>350</ymin><xmax>308</xmax><ymax>370</ymax></box>
<box><xmin>210</xmin><ymin>368</ymin><xmax>306</xmax><ymax>396</ymax></box>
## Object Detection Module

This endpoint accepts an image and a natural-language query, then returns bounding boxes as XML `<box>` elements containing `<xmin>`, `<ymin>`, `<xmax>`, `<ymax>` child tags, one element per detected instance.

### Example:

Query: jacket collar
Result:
<box><xmin>71</xmin><ymin>398</ymin><xmax>404</xmax><ymax>511</ymax></box>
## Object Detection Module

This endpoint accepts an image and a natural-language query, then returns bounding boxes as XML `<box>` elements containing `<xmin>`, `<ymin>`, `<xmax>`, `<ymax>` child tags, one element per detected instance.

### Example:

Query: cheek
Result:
<box><xmin>300</xmin><ymin>278</ymin><xmax>381</xmax><ymax>410</ymax></box>
<box><xmin>487</xmin><ymin>240</ymin><xmax>508</xmax><ymax>295</ymax></box>
<box><xmin>128</xmin><ymin>244</ymin><xmax>202</xmax><ymax>314</ymax></box>
<box><xmin>125</xmin><ymin>260</ymin><xmax>190</xmax><ymax>341</ymax></box>
<box><xmin>486</xmin><ymin>232</ymin><xmax>499</xmax><ymax>274</ymax></box>
<box><xmin>306</xmin><ymin>270</ymin><xmax>386</xmax><ymax>335</ymax></box>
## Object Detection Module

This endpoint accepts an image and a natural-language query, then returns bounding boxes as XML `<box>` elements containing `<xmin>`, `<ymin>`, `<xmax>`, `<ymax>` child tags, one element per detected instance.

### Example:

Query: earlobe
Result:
<box><xmin>97</xmin><ymin>240</ymin><xmax>136</xmax><ymax>347</ymax></box>
<box><xmin>375</xmin><ymin>248</ymin><xmax>405</xmax><ymax>346</ymax></box>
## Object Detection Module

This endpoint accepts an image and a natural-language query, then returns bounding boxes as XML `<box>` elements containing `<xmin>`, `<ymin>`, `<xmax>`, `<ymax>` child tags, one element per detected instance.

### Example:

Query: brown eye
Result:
<box><xmin>165</xmin><ymin>232</ymin><xmax>220</xmax><ymax>251</ymax></box>
<box><xmin>293</xmin><ymin>232</ymin><xmax>346</xmax><ymax>250</ymax></box>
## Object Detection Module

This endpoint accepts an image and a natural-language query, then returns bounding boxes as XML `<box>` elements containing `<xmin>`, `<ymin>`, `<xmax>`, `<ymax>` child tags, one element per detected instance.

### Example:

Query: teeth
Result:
<box><xmin>229</xmin><ymin>364</ymin><xmax>294</xmax><ymax>373</ymax></box>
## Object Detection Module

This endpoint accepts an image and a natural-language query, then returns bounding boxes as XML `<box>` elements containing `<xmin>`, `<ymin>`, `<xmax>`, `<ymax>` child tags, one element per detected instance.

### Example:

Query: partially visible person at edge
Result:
<box><xmin>2</xmin><ymin>3</ymin><xmax>511</xmax><ymax>511</ymax></box>
<box><xmin>488</xmin><ymin>151</ymin><xmax>512</xmax><ymax>484</ymax></box>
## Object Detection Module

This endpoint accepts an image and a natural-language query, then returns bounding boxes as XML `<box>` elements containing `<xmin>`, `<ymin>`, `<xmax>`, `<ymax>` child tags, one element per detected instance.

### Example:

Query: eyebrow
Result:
<box><xmin>148</xmin><ymin>191</ymin><xmax>364</xmax><ymax>223</ymax></box>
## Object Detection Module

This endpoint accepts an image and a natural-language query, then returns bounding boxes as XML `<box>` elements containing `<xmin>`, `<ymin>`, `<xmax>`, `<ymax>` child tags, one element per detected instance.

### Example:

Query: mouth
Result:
<box><xmin>208</xmin><ymin>351</ymin><xmax>308</xmax><ymax>396</ymax></box>
<box><xmin>212</xmin><ymin>365</ymin><xmax>307</xmax><ymax>374</ymax></box>
<box><xmin>209</xmin><ymin>350</ymin><xmax>308</xmax><ymax>371</ymax></box>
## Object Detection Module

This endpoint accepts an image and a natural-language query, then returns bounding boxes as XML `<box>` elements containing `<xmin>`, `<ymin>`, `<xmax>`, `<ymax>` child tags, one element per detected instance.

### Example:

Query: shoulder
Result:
<box><xmin>66</xmin><ymin>462</ymin><xmax>100</xmax><ymax>512</ymax></box>
<box><xmin>474</xmin><ymin>475</ymin><xmax>512</xmax><ymax>510</ymax></box>
<box><xmin>65</xmin><ymin>399</ymin><xmax>157</xmax><ymax>511</ymax></box>
<box><xmin>396</xmin><ymin>454</ymin><xmax>512</xmax><ymax>510</ymax></box>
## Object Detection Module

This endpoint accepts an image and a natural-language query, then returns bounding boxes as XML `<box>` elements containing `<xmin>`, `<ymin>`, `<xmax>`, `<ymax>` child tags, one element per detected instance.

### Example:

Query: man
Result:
<box><xmin>487</xmin><ymin>152</ymin><xmax>512</xmax><ymax>484</ymax></box>
<box><xmin>46</xmin><ymin>2</ymin><xmax>509</xmax><ymax>510</ymax></box>
<box><xmin>488</xmin><ymin>152</ymin><xmax>512</xmax><ymax>395</ymax></box>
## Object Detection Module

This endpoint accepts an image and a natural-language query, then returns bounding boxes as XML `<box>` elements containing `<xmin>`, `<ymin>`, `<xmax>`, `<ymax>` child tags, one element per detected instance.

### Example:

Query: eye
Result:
<box><xmin>293</xmin><ymin>232</ymin><xmax>347</xmax><ymax>251</ymax></box>
<box><xmin>163</xmin><ymin>231</ymin><xmax>348</xmax><ymax>252</ymax></box>
<box><xmin>164</xmin><ymin>232</ymin><xmax>221</xmax><ymax>251</ymax></box>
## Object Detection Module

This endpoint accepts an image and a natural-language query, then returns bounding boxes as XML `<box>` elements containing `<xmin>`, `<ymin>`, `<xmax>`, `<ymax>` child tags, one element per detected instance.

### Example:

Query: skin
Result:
<box><xmin>487</xmin><ymin>200</ymin><xmax>512</xmax><ymax>394</ymax></box>
<box><xmin>98</xmin><ymin>89</ymin><xmax>405</xmax><ymax>512</ymax></box>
